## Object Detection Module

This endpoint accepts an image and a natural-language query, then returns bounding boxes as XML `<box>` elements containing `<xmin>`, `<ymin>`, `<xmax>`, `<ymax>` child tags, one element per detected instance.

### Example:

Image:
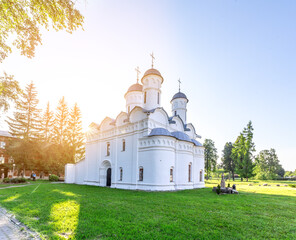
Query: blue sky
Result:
<box><xmin>1</xmin><ymin>0</ymin><xmax>295</xmax><ymax>170</ymax></box>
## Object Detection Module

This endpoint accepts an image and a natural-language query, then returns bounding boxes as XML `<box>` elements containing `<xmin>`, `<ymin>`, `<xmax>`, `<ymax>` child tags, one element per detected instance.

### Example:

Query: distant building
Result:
<box><xmin>0</xmin><ymin>130</ymin><xmax>13</xmax><ymax>165</ymax></box>
<box><xmin>65</xmin><ymin>61</ymin><xmax>205</xmax><ymax>191</ymax></box>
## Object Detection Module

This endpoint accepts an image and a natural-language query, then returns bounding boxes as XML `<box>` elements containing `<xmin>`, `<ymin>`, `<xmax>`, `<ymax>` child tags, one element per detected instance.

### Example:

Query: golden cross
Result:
<box><xmin>178</xmin><ymin>78</ymin><xmax>181</xmax><ymax>92</ymax></box>
<box><xmin>135</xmin><ymin>66</ymin><xmax>141</xmax><ymax>83</ymax></box>
<box><xmin>150</xmin><ymin>52</ymin><xmax>155</xmax><ymax>68</ymax></box>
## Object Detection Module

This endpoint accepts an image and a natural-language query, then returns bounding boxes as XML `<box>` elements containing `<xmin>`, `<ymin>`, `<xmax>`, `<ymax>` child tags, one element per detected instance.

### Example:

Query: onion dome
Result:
<box><xmin>141</xmin><ymin>68</ymin><xmax>163</xmax><ymax>83</ymax></box>
<box><xmin>149</xmin><ymin>128</ymin><xmax>172</xmax><ymax>137</ymax></box>
<box><xmin>171</xmin><ymin>92</ymin><xmax>188</xmax><ymax>102</ymax></box>
<box><xmin>127</xmin><ymin>83</ymin><xmax>143</xmax><ymax>92</ymax></box>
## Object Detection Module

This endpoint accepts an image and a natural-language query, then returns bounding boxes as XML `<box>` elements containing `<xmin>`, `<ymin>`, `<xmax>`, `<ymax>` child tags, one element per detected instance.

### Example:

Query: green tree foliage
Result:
<box><xmin>221</xmin><ymin>142</ymin><xmax>235</xmax><ymax>180</ymax></box>
<box><xmin>254</xmin><ymin>149</ymin><xmax>284</xmax><ymax>180</ymax></box>
<box><xmin>0</xmin><ymin>0</ymin><xmax>84</xmax><ymax>62</ymax></box>
<box><xmin>68</xmin><ymin>103</ymin><xmax>85</xmax><ymax>162</ymax></box>
<box><xmin>203</xmin><ymin>139</ymin><xmax>218</xmax><ymax>180</ymax></box>
<box><xmin>54</xmin><ymin>97</ymin><xmax>69</xmax><ymax>145</ymax></box>
<box><xmin>232</xmin><ymin>121</ymin><xmax>256</xmax><ymax>181</ymax></box>
<box><xmin>6</xmin><ymin>82</ymin><xmax>41</xmax><ymax>140</ymax></box>
<box><xmin>0</xmin><ymin>73</ymin><xmax>21</xmax><ymax>113</ymax></box>
<box><xmin>40</xmin><ymin>102</ymin><xmax>54</xmax><ymax>142</ymax></box>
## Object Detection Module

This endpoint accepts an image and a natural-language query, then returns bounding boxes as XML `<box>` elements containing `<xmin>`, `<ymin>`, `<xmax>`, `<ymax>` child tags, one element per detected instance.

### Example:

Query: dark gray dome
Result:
<box><xmin>171</xmin><ymin>92</ymin><xmax>188</xmax><ymax>102</ymax></box>
<box><xmin>127</xmin><ymin>83</ymin><xmax>143</xmax><ymax>93</ymax></box>
<box><xmin>171</xmin><ymin>131</ymin><xmax>191</xmax><ymax>142</ymax></box>
<box><xmin>149</xmin><ymin>128</ymin><xmax>172</xmax><ymax>137</ymax></box>
<box><xmin>141</xmin><ymin>68</ymin><xmax>163</xmax><ymax>83</ymax></box>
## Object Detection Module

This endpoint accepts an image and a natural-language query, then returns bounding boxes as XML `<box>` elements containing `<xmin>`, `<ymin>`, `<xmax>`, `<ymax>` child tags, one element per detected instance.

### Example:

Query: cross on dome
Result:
<box><xmin>150</xmin><ymin>52</ymin><xmax>155</xmax><ymax>68</ymax></box>
<box><xmin>135</xmin><ymin>66</ymin><xmax>141</xmax><ymax>83</ymax></box>
<box><xmin>178</xmin><ymin>78</ymin><xmax>181</xmax><ymax>92</ymax></box>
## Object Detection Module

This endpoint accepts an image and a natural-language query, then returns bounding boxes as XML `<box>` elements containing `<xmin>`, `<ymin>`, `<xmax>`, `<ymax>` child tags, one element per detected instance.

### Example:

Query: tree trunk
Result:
<box><xmin>232</xmin><ymin>171</ymin><xmax>235</xmax><ymax>181</ymax></box>
<box><xmin>246</xmin><ymin>177</ymin><xmax>249</xmax><ymax>182</ymax></box>
<box><xmin>241</xmin><ymin>177</ymin><xmax>243</xmax><ymax>182</ymax></box>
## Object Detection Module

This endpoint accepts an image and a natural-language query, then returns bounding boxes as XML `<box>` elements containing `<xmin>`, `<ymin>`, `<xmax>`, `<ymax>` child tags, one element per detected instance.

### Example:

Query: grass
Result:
<box><xmin>0</xmin><ymin>180</ymin><xmax>295</xmax><ymax>239</ymax></box>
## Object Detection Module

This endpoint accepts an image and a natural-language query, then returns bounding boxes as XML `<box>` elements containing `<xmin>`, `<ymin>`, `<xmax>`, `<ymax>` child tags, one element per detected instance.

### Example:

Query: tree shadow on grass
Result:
<box><xmin>0</xmin><ymin>184</ymin><xmax>296</xmax><ymax>239</ymax></box>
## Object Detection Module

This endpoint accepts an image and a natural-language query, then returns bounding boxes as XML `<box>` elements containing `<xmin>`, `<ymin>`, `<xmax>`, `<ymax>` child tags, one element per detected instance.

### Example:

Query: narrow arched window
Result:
<box><xmin>170</xmin><ymin>167</ymin><xmax>174</xmax><ymax>182</ymax></box>
<box><xmin>139</xmin><ymin>167</ymin><xmax>143</xmax><ymax>181</ymax></box>
<box><xmin>119</xmin><ymin>167</ymin><xmax>123</xmax><ymax>181</ymax></box>
<box><xmin>174</xmin><ymin>111</ymin><xmax>177</xmax><ymax>116</ymax></box>
<box><xmin>200</xmin><ymin>170</ymin><xmax>203</xmax><ymax>182</ymax></box>
<box><xmin>188</xmin><ymin>163</ymin><xmax>192</xmax><ymax>182</ymax></box>
<box><xmin>157</xmin><ymin>92</ymin><xmax>160</xmax><ymax>104</ymax></box>
<box><xmin>122</xmin><ymin>139</ymin><xmax>125</xmax><ymax>151</ymax></box>
<box><xmin>144</xmin><ymin>92</ymin><xmax>147</xmax><ymax>103</ymax></box>
<box><xmin>106</xmin><ymin>142</ymin><xmax>110</xmax><ymax>156</ymax></box>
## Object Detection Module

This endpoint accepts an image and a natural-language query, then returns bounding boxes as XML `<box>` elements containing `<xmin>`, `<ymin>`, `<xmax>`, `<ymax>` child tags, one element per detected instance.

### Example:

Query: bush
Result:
<box><xmin>3</xmin><ymin>178</ymin><xmax>10</xmax><ymax>183</ymax></box>
<box><xmin>49</xmin><ymin>174</ymin><xmax>59</xmax><ymax>181</ymax></box>
<box><xmin>289</xmin><ymin>184</ymin><xmax>296</xmax><ymax>188</ymax></box>
<box><xmin>216</xmin><ymin>184</ymin><xmax>221</xmax><ymax>195</ymax></box>
<box><xmin>3</xmin><ymin>177</ymin><xmax>26</xmax><ymax>184</ymax></box>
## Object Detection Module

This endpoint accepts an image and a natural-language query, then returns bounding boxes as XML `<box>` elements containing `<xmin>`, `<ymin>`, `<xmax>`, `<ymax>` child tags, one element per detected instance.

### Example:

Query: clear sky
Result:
<box><xmin>1</xmin><ymin>0</ymin><xmax>295</xmax><ymax>170</ymax></box>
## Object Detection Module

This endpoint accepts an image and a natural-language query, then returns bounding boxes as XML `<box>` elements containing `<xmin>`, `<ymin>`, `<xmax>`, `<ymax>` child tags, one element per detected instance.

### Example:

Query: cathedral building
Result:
<box><xmin>65</xmin><ymin>60</ymin><xmax>205</xmax><ymax>191</ymax></box>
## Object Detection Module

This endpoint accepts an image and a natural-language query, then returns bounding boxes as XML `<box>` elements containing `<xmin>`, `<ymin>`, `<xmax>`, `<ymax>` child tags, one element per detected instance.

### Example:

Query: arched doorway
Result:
<box><xmin>106</xmin><ymin>168</ymin><xmax>111</xmax><ymax>187</ymax></box>
<box><xmin>99</xmin><ymin>160</ymin><xmax>111</xmax><ymax>187</ymax></box>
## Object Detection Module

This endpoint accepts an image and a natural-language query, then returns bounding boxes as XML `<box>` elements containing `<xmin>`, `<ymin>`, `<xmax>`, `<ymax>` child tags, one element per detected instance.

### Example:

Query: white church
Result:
<box><xmin>65</xmin><ymin>58</ymin><xmax>205</xmax><ymax>191</ymax></box>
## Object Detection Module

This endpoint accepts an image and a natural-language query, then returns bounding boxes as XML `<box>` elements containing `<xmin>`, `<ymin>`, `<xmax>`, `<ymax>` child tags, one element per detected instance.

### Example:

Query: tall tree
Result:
<box><xmin>68</xmin><ymin>103</ymin><xmax>85</xmax><ymax>162</ymax></box>
<box><xmin>221</xmin><ymin>142</ymin><xmax>235</xmax><ymax>180</ymax></box>
<box><xmin>255</xmin><ymin>148</ymin><xmax>283</xmax><ymax>180</ymax></box>
<box><xmin>0</xmin><ymin>0</ymin><xmax>84</xmax><ymax>62</ymax></box>
<box><xmin>0</xmin><ymin>73</ymin><xmax>21</xmax><ymax>113</ymax></box>
<box><xmin>40</xmin><ymin>102</ymin><xmax>54</xmax><ymax>142</ymax></box>
<box><xmin>6</xmin><ymin>82</ymin><xmax>41</xmax><ymax>140</ymax></box>
<box><xmin>232</xmin><ymin>121</ymin><xmax>256</xmax><ymax>181</ymax></box>
<box><xmin>54</xmin><ymin>97</ymin><xmax>69</xmax><ymax>145</ymax></box>
<box><xmin>203</xmin><ymin>139</ymin><xmax>218</xmax><ymax>180</ymax></box>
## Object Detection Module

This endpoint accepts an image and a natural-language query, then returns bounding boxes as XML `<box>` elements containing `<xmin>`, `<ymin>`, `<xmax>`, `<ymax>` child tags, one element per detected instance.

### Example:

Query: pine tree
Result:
<box><xmin>68</xmin><ymin>103</ymin><xmax>85</xmax><ymax>162</ymax></box>
<box><xmin>53</xmin><ymin>97</ymin><xmax>69</xmax><ymax>145</ymax></box>
<box><xmin>221</xmin><ymin>142</ymin><xmax>235</xmax><ymax>180</ymax></box>
<box><xmin>204</xmin><ymin>139</ymin><xmax>218</xmax><ymax>180</ymax></box>
<box><xmin>6</xmin><ymin>81</ymin><xmax>41</xmax><ymax>140</ymax></box>
<box><xmin>232</xmin><ymin>121</ymin><xmax>256</xmax><ymax>181</ymax></box>
<box><xmin>40</xmin><ymin>102</ymin><xmax>54</xmax><ymax>142</ymax></box>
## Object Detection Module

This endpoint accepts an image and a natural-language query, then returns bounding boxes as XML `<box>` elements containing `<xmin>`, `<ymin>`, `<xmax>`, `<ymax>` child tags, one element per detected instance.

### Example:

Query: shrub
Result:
<box><xmin>289</xmin><ymin>184</ymin><xmax>296</xmax><ymax>188</ymax></box>
<box><xmin>49</xmin><ymin>174</ymin><xmax>59</xmax><ymax>182</ymax></box>
<box><xmin>3</xmin><ymin>178</ymin><xmax>10</xmax><ymax>183</ymax></box>
<box><xmin>3</xmin><ymin>177</ymin><xmax>26</xmax><ymax>184</ymax></box>
<box><xmin>216</xmin><ymin>184</ymin><xmax>221</xmax><ymax>195</ymax></box>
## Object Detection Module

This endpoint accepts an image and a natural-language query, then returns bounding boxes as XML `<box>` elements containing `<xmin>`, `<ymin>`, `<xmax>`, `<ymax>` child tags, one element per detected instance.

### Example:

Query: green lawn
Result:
<box><xmin>0</xmin><ymin>181</ymin><xmax>295</xmax><ymax>240</ymax></box>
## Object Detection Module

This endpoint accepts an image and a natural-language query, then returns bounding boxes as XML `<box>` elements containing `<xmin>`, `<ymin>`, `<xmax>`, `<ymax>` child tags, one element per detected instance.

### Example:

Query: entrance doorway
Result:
<box><xmin>106</xmin><ymin>168</ymin><xmax>111</xmax><ymax>187</ymax></box>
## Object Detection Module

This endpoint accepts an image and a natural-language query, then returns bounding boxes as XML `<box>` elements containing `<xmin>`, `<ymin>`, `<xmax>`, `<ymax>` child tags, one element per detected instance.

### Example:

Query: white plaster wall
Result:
<box><xmin>142</xmin><ymin>75</ymin><xmax>162</xmax><ymax>110</ymax></box>
<box><xmin>65</xmin><ymin>164</ymin><xmax>75</xmax><ymax>183</ymax></box>
<box><xmin>75</xmin><ymin>159</ymin><xmax>86</xmax><ymax>184</ymax></box>
<box><xmin>171</xmin><ymin>98</ymin><xmax>188</xmax><ymax>124</ymax></box>
<box><xmin>125</xmin><ymin>91</ymin><xmax>143</xmax><ymax>113</ymax></box>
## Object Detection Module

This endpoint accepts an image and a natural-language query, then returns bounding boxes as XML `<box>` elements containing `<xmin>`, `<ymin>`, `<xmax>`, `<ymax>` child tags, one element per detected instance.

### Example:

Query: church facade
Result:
<box><xmin>65</xmin><ymin>65</ymin><xmax>205</xmax><ymax>191</ymax></box>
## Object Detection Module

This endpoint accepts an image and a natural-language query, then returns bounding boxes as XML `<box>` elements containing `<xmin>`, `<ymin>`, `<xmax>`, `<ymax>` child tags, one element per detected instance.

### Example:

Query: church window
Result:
<box><xmin>200</xmin><ymin>169</ymin><xmax>203</xmax><ymax>182</ymax></box>
<box><xmin>170</xmin><ymin>167</ymin><xmax>174</xmax><ymax>182</ymax></box>
<box><xmin>106</xmin><ymin>142</ymin><xmax>110</xmax><ymax>156</ymax></box>
<box><xmin>188</xmin><ymin>163</ymin><xmax>192</xmax><ymax>182</ymax></box>
<box><xmin>144</xmin><ymin>92</ymin><xmax>147</xmax><ymax>103</ymax></box>
<box><xmin>174</xmin><ymin>111</ymin><xmax>177</xmax><ymax>116</ymax></box>
<box><xmin>119</xmin><ymin>167</ymin><xmax>123</xmax><ymax>181</ymax></box>
<box><xmin>157</xmin><ymin>92</ymin><xmax>160</xmax><ymax>104</ymax></box>
<box><xmin>139</xmin><ymin>167</ymin><xmax>143</xmax><ymax>181</ymax></box>
<box><xmin>0</xmin><ymin>141</ymin><xmax>5</xmax><ymax>149</ymax></box>
<box><xmin>122</xmin><ymin>139</ymin><xmax>125</xmax><ymax>151</ymax></box>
